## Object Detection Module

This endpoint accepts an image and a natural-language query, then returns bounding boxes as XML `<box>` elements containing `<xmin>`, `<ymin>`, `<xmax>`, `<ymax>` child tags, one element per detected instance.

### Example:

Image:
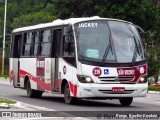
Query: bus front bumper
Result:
<box><xmin>76</xmin><ymin>83</ymin><xmax>148</xmax><ymax>98</ymax></box>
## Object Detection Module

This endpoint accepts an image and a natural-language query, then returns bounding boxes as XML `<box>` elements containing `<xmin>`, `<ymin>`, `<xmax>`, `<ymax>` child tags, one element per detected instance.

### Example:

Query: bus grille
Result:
<box><xmin>98</xmin><ymin>76</ymin><xmax>134</xmax><ymax>84</ymax></box>
<box><xmin>98</xmin><ymin>90</ymin><xmax>135</xmax><ymax>94</ymax></box>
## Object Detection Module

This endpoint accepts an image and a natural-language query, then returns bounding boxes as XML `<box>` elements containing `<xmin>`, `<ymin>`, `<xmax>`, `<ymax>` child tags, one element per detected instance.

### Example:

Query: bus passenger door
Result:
<box><xmin>51</xmin><ymin>29</ymin><xmax>62</xmax><ymax>93</ymax></box>
<box><xmin>12</xmin><ymin>34</ymin><xmax>22</xmax><ymax>87</ymax></box>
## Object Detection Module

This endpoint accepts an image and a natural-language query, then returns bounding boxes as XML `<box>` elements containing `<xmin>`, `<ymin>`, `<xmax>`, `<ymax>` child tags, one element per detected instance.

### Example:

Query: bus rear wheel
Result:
<box><xmin>119</xmin><ymin>97</ymin><xmax>133</xmax><ymax>106</ymax></box>
<box><xmin>26</xmin><ymin>80</ymin><xmax>43</xmax><ymax>98</ymax></box>
<box><xmin>64</xmin><ymin>83</ymin><xmax>76</xmax><ymax>104</ymax></box>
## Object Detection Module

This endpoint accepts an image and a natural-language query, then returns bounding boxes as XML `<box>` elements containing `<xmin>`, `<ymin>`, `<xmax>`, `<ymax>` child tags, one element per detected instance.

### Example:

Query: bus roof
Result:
<box><xmin>13</xmin><ymin>16</ymin><xmax>132</xmax><ymax>33</ymax></box>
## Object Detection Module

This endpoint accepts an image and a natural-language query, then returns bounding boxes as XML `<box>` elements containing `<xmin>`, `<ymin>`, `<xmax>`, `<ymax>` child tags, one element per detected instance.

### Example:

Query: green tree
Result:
<box><xmin>51</xmin><ymin>0</ymin><xmax>100</xmax><ymax>18</ymax></box>
<box><xmin>11</xmin><ymin>12</ymin><xmax>56</xmax><ymax>29</ymax></box>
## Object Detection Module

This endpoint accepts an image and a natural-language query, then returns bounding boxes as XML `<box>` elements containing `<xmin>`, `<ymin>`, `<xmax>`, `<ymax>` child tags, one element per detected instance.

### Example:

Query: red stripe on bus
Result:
<box><xmin>69</xmin><ymin>82</ymin><xmax>77</xmax><ymax>97</ymax></box>
<box><xmin>19</xmin><ymin>70</ymin><xmax>51</xmax><ymax>91</ymax></box>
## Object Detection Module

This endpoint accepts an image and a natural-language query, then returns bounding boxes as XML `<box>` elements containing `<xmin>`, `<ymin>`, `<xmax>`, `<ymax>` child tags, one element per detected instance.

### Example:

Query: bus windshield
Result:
<box><xmin>75</xmin><ymin>20</ymin><xmax>145</xmax><ymax>63</ymax></box>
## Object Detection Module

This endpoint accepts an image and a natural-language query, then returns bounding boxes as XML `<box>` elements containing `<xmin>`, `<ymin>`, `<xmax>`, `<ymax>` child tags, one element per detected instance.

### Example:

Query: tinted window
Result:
<box><xmin>22</xmin><ymin>44</ymin><xmax>32</xmax><ymax>56</ymax></box>
<box><xmin>22</xmin><ymin>32</ymin><xmax>34</xmax><ymax>56</ymax></box>
<box><xmin>39</xmin><ymin>30</ymin><xmax>51</xmax><ymax>56</ymax></box>
<box><xmin>63</xmin><ymin>35</ymin><xmax>75</xmax><ymax>56</ymax></box>
<box><xmin>33</xmin><ymin>31</ymin><xmax>39</xmax><ymax>56</ymax></box>
<box><xmin>11</xmin><ymin>34</ymin><xmax>22</xmax><ymax>58</ymax></box>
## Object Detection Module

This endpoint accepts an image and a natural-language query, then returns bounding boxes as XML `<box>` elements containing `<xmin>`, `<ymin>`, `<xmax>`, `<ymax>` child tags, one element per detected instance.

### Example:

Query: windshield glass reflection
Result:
<box><xmin>75</xmin><ymin>20</ymin><xmax>115</xmax><ymax>62</ymax></box>
<box><xmin>108</xmin><ymin>21</ymin><xmax>144</xmax><ymax>63</ymax></box>
<box><xmin>75</xmin><ymin>20</ymin><xmax>145</xmax><ymax>63</ymax></box>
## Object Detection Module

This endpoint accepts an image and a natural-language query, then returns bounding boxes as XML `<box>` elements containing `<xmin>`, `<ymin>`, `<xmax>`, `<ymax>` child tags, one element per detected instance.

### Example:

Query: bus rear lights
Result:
<box><xmin>77</xmin><ymin>75</ymin><xmax>94</xmax><ymax>83</ymax></box>
<box><xmin>138</xmin><ymin>75</ymin><xmax>147</xmax><ymax>83</ymax></box>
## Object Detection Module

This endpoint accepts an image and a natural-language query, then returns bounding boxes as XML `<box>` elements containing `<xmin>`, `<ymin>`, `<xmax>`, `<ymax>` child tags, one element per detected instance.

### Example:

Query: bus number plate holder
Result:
<box><xmin>112</xmin><ymin>87</ymin><xmax>125</xmax><ymax>92</ymax></box>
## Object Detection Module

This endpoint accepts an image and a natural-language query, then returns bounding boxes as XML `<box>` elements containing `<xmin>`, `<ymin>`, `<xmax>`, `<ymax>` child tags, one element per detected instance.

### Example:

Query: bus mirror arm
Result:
<box><xmin>135</xmin><ymin>25</ymin><xmax>146</xmax><ymax>49</ymax></box>
<box><xmin>135</xmin><ymin>25</ymin><xmax>144</xmax><ymax>33</ymax></box>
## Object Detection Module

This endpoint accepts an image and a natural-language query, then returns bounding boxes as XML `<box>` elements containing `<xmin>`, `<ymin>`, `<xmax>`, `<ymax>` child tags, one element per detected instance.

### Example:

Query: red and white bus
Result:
<box><xmin>10</xmin><ymin>16</ymin><xmax>148</xmax><ymax>106</ymax></box>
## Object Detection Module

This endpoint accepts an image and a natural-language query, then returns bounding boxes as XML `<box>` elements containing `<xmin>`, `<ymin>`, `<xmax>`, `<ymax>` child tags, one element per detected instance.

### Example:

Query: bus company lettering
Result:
<box><xmin>36</xmin><ymin>61</ymin><xmax>45</xmax><ymax>68</ymax></box>
<box><xmin>78</xmin><ymin>23</ymin><xmax>97</xmax><ymax>28</ymax></box>
<box><xmin>36</xmin><ymin>58</ymin><xmax>45</xmax><ymax>77</ymax></box>
<box><xmin>118</xmin><ymin>69</ymin><xmax>135</xmax><ymax>76</ymax></box>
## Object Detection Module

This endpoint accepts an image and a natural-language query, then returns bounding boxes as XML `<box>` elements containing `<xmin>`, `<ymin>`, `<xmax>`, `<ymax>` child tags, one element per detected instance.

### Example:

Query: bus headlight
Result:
<box><xmin>77</xmin><ymin>75</ymin><xmax>94</xmax><ymax>83</ymax></box>
<box><xmin>138</xmin><ymin>75</ymin><xmax>147</xmax><ymax>83</ymax></box>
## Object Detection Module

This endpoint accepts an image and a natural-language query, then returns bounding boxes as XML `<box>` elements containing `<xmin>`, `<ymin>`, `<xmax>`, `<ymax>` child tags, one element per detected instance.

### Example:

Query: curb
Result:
<box><xmin>0</xmin><ymin>97</ymin><xmax>91</xmax><ymax>119</ymax></box>
<box><xmin>0</xmin><ymin>103</ymin><xmax>10</xmax><ymax>109</ymax></box>
<box><xmin>148</xmin><ymin>91</ymin><xmax>160</xmax><ymax>94</ymax></box>
<box><xmin>14</xmin><ymin>101</ymin><xmax>55</xmax><ymax>111</ymax></box>
<box><xmin>0</xmin><ymin>96</ymin><xmax>54</xmax><ymax>111</ymax></box>
<box><xmin>0</xmin><ymin>96</ymin><xmax>16</xmax><ymax>109</ymax></box>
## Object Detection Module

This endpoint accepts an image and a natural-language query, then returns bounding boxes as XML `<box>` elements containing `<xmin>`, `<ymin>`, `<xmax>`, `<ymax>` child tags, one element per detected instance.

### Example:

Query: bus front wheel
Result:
<box><xmin>26</xmin><ymin>80</ymin><xmax>43</xmax><ymax>98</ymax></box>
<box><xmin>119</xmin><ymin>97</ymin><xmax>133</xmax><ymax>106</ymax></box>
<box><xmin>64</xmin><ymin>83</ymin><xmax>76</xmax><ymax>104</ymax></box>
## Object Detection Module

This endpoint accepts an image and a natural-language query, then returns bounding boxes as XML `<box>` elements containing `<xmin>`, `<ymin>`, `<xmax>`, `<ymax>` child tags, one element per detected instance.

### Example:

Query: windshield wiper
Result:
<box><xmin>132</xmin><ymin>36</ymin><xmax>140</xmax><ymax>65</ymax></box>
<box><xmin>101</xmin><ymin>34</ymin><xmax>113</xmax><ymax>65</ymax></box>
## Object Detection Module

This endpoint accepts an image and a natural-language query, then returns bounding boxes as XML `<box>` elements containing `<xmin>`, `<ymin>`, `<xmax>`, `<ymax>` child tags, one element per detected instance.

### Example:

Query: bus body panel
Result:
<box><xmin>74</xmin><ymin>63</ymin><xmax>147</xmax><ymax>98</ymax></box>
<box><xmin>14</xmin><ymin>58</ymin><xmax>52</xmax><ymax>92</ymax></box>
<box><xmin>51</xmin><ymin>58</ymin><xmax>55</xmax><ymax>92</ymax></box>
<box><xmin>59</xmin><ymin>58</ymin><xmax>78</xmax><ymax>96</ymax></box>
<box><xmin>12</xmin><ymin>58</ymin><xmax>19</xmax><ymax>87</ymax></box>
<box><xmin>9</xmin><ymin>58</ymin><xmax>13</xmax><ymax>84</ymax></box>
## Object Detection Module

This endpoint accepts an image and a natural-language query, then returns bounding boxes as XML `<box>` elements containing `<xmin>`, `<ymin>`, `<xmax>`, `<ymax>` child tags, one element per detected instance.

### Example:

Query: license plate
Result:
<box><xmin>112</xmin><ymin>87</ymin><xmax>125</xmax><ymax>92</ymax></box>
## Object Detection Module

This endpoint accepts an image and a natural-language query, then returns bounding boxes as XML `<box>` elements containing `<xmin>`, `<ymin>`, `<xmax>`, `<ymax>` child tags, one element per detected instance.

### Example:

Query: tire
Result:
<box><xmin>119</xmin><ymin>97</ymin><xmax>133</xmax><ymax>106</ymax></box>
<box><xmin>34</xmin><ymin>90</ymin><xmax>43</xmax><ymax>98</ymax></box>
<box><xmin>64</xmin><ymin>83</ymin><xmax>76</xmax><ymax>104</ymax></box>
<box><xmin>26</xmin><ymin>80</ymin><xmax>43</xmax><ymax>98</ymax></box>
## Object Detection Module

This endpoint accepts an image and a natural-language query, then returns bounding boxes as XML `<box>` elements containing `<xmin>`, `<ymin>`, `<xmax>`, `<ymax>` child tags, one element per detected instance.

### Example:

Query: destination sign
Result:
<box><xmin>78</xmin><ymin>23</ymin><xmax>97</xmax><ymax>28</ymax></box>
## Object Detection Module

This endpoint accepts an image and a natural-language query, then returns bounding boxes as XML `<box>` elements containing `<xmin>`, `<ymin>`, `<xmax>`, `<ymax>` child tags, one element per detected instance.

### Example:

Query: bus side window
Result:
<box><xmin>39</xmin><ymin>30</ymin><xmax>51</xmax><ymax>56</ymax></box>
<box><xmin>62</xmin><ymin>34</ymin><xmax>76</xmax><ymax>67</ymax></box>
<box><xmin>33</xmin><ymin>31</ymin><xmax>39</xmax><ymax>56</ymax></box>
<box><xmin>63</xmin><ymin>35</ymin><xmax>75</xmax><ymax>56</ymax></box>
<box><xmin>22</xmin><ymin>32</ymin><xmax>34</xmax><ymax>56</ymax></box>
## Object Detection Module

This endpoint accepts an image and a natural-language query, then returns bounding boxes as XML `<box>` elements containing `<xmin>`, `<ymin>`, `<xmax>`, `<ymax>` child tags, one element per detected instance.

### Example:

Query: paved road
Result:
<box><xmin>0</xmin><ymin>78</ymin><xmax>160</xmax><ymax>113</ymax></box>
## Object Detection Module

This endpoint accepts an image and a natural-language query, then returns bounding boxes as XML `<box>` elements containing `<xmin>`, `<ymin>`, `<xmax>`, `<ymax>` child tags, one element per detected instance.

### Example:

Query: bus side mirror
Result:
<box><xmin>135</xmin><ymin>25</ymin><xmax>144</xmax><ymax>33</ymax></box>
<box><xmin>135</xmin><ymin>25</ymin><xmax>145</xmax><ymax>39</ymax></box>
<box><xmin>135</xmin><ymin>25</ymin><xmax>147</xmax><ymax>49</ymax></box>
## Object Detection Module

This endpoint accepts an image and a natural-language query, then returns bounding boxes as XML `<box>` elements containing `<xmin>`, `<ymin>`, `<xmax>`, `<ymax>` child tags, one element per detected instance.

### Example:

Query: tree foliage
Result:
<box><xmin>11</xmin><ymin>12</ymin><xmax>56</xmax><ymax>29</ymax></box>
<box><xmin>0</xmin><ymin>0</ymin><xmax>159</xmax><ymax>76</ymax></box>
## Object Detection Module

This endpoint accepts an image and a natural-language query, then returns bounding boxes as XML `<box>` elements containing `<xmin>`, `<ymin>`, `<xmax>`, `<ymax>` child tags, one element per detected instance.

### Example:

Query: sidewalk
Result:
<box><xmin>0</xmin><ymin>101</ymin><xmax>89</xmax><ymax>120</ymax></box>
<box><xmin>148</xmin><ymin>91</ymin><xmax>160</xmax><ymax>94</ymax></box>
<box><xmin>0</xmin><ymin>97</ymin><xmax>55</xmax><ymax>111</ymax></box>
<box><xmin>0</xmin><ymin>77</ymin><xmax>11</xmax><ymax>85</ymax></box>
<box><xmin>0</xmin><ymin>97</ymin><xmax>89</xmax><ymax>119</ymax></box>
